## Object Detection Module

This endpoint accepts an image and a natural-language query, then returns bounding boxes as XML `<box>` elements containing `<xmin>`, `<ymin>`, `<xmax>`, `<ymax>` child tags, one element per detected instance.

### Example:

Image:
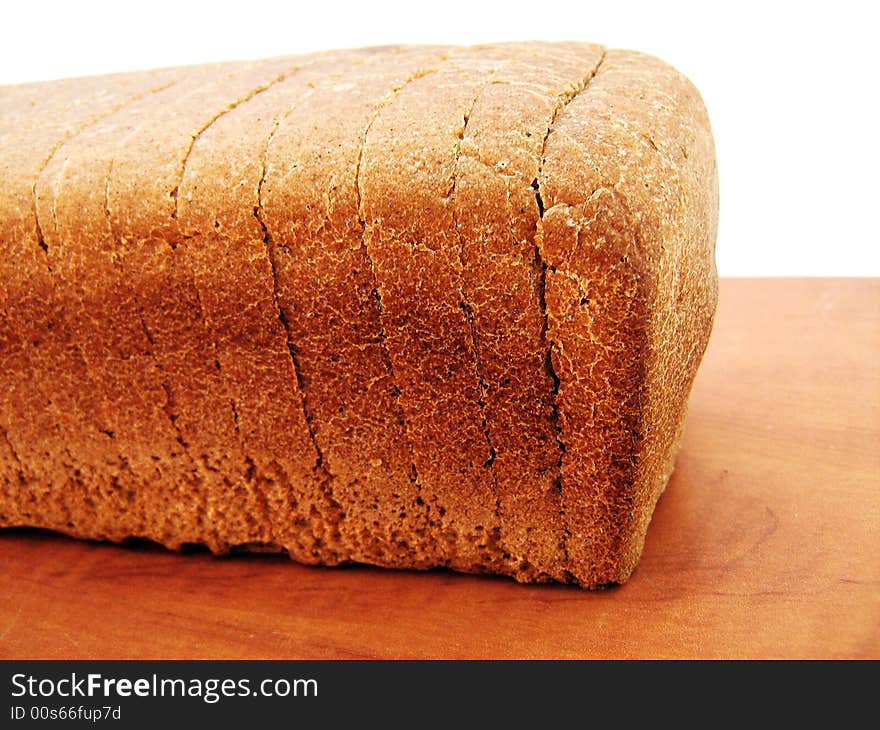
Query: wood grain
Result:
<box><xmin>0</xmin><ymin>278</ymin><xmax>877</xmax><ymax>659</ymax></box>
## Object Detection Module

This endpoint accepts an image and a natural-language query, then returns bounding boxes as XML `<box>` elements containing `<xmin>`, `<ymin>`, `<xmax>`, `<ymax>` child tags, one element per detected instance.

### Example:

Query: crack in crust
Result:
<box><xmin>86</xmin><ymin>64</ymin><xmax>313</xmax><ymax>549</ymax></box>
<box><xmin>97</xmin><ymin>103</ymin><xmax>215</xmax><ymax>546</ymax></box>
<box><xmin>37</xmin><ymin>80</ymin><xmax>179</xmax><ymax>260</ymax></box>
<box><xmin>0</xmin><ymin>425</ymin><xmax>25</xmax><ymax>486</ymax></box>
<box><xmin>448</xmin><ymin>58</ymin><xmax>508</xmax><ymax>566</ymax></box>
<box><xmin>253</xmin><ymin>76</ymin><xmax>348</xmax><ymax>556</ymax></box>
<box><xmin>167</xmin><ymin>65</ymin><xmax>309</xmax><ymax>548</ymax></box>
<box><xmin>171</xmin><ymin>70</ymin><xmax>301</xmax><ymax>227</ymax></box>
<box><xmin>533</xmin><ymin>50</ymin><xmax>606</xmax><ymax>576</ymax></box>
<box><xmin>353</xmin><ymin>59</ymin><xmax>447</xmax><ymax>551</ymax></box>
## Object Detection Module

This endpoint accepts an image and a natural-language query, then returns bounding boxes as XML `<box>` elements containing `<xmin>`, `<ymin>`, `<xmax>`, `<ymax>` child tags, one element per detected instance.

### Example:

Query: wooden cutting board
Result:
<box><xmin>1</xmin><ymin>278</ymin><xmax>877</xmax><ymax>659</ymax></box>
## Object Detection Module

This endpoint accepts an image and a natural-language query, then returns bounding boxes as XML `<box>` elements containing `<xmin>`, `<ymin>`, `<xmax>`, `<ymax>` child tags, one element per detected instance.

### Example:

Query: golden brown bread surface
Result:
<box><xmin>0</xmin><ymin>42</ymin><xmax>718</xmax><ymax>587</ymax></box>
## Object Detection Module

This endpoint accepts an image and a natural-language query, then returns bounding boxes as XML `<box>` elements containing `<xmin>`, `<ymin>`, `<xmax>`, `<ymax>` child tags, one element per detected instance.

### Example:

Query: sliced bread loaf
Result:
<box><xmin>0</xmin><ymin>43</ymin><xmax>718</xmax><ymax>586</ymax></box>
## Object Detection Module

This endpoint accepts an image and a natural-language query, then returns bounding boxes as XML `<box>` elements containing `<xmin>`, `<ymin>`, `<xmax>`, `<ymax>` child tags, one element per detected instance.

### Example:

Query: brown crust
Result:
<box><xmin>177</xmin><ymin>49</ymin><xmax>379</xmax><ymax>562</ymax></box>
<box><xmin>452</xmin><ymin>42</ymin><xmax>605</xmax><ymax>582</ymax></box>
<box><xmin>41</xmin><ymin>63</ymin><xmax>248</xmax><ymax>548</ymax></box>
<box><xmin>539</xmin><ymin>49</ymin><xmax>719</xmax><ymax>584</ymax></box>
<box><xmin>1</xmin><ymin>71</ymin><xmax>183</xmax><ymax>539</ymax></box>
<box><xmin>0</xmin><ymin>44</ymin><xmax>719</xmax><ymax>587</ymax></box>
<box><xmin>360</xmin><ymin>48</ymin><xmax>514</xmax><ymax>573</ymax></box>
<box><xmin>260</xmin><ymin>46</ymin><xmax>451</xmax><ymax>567</ymax></box>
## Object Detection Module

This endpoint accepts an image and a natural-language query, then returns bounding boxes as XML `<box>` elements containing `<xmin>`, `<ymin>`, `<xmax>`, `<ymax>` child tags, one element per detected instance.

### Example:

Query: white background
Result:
<box><xmin>1</xmin><ymin>0</ymin><xmax>876</xmax><ymax>276</ymax></box>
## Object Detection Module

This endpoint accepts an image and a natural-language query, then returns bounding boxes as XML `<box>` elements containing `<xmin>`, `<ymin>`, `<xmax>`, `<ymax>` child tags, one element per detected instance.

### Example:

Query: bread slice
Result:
<box><xmin>260</xmin><ymin>46</ymin><xmax>453</xmax><ymax>567</ymax></box>
<box><xmin>176</xmin><ymin>49</ymin><xmax>380</xmax><ymax>562</ymax></box>
<box><xmin>361</xmin><ymin>47</ymin><xmax>526</xmax><ymax>573</ymax></box>
<box><xmin>451</xmin><ymin>42</ymin><xmax>606</xmax><ymax>582</ymax></box>
<box><xmin>0</xmin><ymin>43</ymin><xmax>718</xmax><ymax>586</ymax></box>
<box><xmin>0</xmin><ymin>70</ymin><xmax>182</xmax><ymax>536</ymax></box>
<box><xmin>538</xmin><ymin>50</ymin><xmax>718</xmax><ymax>584</ymax></box>
<box><xmin>105</xmin><ymin>56</ymin><xmax>328</xmax><ymax>554</ymax></box>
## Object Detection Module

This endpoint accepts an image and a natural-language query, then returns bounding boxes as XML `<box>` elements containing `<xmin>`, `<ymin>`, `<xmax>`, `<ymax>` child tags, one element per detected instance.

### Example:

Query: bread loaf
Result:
<box><xmin>0</xmin><ymin>42</ymin><xmax>718</xmax><ymax>587</ymax></box>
